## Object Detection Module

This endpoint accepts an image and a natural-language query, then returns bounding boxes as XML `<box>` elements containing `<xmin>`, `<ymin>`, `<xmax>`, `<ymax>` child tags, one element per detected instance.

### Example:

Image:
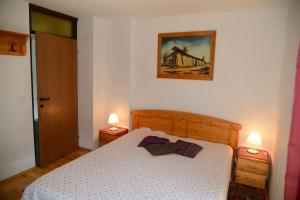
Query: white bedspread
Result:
<box><xmin>22</xmin><ymin>128</ymin><xmax>233</xmax><ymax>200</ymax></box>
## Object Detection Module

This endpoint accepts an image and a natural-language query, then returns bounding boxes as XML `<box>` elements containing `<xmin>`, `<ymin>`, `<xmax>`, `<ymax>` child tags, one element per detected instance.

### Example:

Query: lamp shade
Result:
<box><xmin>108</xmin><ymin>113</ymin><xmax>119</xmax><ymax>125</ymax></box>
<box><xmin>246</xmin><ymin>131</ymin><xmax>262</xmax><ymax>146</ymax></box>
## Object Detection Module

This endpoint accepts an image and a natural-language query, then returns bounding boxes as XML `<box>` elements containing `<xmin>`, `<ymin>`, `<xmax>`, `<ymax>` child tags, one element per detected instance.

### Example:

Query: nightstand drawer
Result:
<box><xmin>98</xmin><ymin>127</ymin><xmax>129</xmax><ymax>147</ymax></box>
<box><xmin>100</xmin><ymin>133</ymin><xmax>118</xmax><ymax>142</ymax></box>
<box><xmin>237</xmin><ymin>158</ymin><xmax>268</xmax><ymax>175</ymax></box>
<box><xmin>99</xmin><ymin>136</ymin><xmax>113</xmax><ymax>144</ymax></box>
<box><xmin>236</xmin><ymin>170</ymin><xmax>266</xmax><ymax>189</ymax></box>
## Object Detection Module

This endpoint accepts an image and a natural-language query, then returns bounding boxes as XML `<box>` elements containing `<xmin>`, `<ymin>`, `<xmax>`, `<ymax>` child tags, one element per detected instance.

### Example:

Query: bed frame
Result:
<box><xmin>131</xmin><ymin>110</ymin><xmax>242</xmax><ymax>150</ymax></box>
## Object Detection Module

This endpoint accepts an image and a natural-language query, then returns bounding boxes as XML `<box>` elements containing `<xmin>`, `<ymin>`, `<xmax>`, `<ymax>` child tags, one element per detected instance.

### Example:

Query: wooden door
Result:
<box><xmin>35</xmin><ymin>32</ymin><xmax>78</xmax><ymax>167</ymax></box>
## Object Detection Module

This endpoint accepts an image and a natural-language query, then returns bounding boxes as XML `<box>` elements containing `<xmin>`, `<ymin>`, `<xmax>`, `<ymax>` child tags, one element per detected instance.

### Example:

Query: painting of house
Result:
<box><xmin>163</xmin><ymin>46</ymin><xmax>208</xmax><ymax>73</ymax></box>
<box><xmin>157</xmin><ymin>31</ymin><xmax>216</xmax><ymax>80</ymax></box>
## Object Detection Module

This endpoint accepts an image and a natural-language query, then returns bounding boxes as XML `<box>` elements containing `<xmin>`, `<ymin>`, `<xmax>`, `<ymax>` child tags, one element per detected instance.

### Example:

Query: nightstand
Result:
<box><xmin>98</xmin><ymin>127</ymin><xmax>128</xmax><ymax>147</ymax></box>
<box><xmin>235</xmin><ymin>147</ymin><xmax>270</xmax><ymax>189</ymax></box>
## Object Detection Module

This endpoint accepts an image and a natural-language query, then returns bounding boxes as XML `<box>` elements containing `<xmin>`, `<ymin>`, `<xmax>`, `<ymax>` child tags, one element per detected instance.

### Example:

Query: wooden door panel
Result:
<box><xmin>35</xmin><ymin>32</ymin><xmax>78</xmax><ymax>167</ymax></box>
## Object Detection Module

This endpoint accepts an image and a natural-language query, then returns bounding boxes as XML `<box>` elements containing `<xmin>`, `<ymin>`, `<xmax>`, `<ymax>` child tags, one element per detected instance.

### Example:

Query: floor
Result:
<box><xmin>0</xmin><ymin>148</ymin><xmax>91</xmax><ymax>200</ymax></box>
<box><xmin>227</xmin><ymin>180</ymin><xmax>268</xmax><ymax>200</ymax></box>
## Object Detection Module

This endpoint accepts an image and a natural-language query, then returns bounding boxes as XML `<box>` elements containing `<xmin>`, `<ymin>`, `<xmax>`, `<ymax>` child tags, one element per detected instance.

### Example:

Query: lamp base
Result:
<box><xmin>247</xmin><ymin>148</ymin><xmax>258</xmax><ymax>154</ymax></box>
<box><xmin>110</xmin><ymin>127</ymin><xmax>118</xmax><ymax>131</ymax></box>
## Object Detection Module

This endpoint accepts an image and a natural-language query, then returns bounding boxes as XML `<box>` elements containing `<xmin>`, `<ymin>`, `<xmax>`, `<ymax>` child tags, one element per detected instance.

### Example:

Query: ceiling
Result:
<box><xmin>27</xmin><ymin>0</ymin><xmax>290</xmax><ymax>18</ymax></box>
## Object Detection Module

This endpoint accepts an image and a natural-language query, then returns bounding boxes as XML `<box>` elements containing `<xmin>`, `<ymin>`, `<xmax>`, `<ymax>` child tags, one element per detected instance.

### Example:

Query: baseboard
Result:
<box><xmin>0</xmin><ymin>154</ymin><xmax>35</xmax><ymax>181</ymax></box>
<box><xmin>79</xmin><ymin>139</ymin><xmax>98</xmax><ymax>150</ymax></box>
<box><xmin>0</xmin><ymin>148</ymin><xmax>91</xmax><ymax>183</ymax></box>
<box><xmin>0</xmin><ymin>167</ymin><xmax>36</xmax><ymax>185</ymax></box>
<box><xmin>78</xmin><ymin>146</ymin><xmax>93</xmax><ymax>151</ymax></box>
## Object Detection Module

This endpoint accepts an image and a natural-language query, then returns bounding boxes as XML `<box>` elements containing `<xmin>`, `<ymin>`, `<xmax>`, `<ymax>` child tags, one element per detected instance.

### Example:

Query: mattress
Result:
<box><xmin>22</xmin><ymin>128</ymin><xmax>233</xmax><ymax>200</ymax></box>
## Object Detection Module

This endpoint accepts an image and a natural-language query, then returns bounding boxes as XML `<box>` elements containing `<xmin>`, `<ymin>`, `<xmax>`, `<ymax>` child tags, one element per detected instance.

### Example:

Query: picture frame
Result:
<box><xmin>157</xmin><ymin>31</ymin><xmax>216</xmax><ymax>80</ymax></box>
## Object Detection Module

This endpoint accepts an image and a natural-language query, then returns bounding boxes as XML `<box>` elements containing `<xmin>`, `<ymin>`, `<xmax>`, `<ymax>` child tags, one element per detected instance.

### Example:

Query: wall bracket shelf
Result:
<box><xmin>0</xmin><ymin>29</ymin><xmax>29</xmax><ymax>56</ymax></box>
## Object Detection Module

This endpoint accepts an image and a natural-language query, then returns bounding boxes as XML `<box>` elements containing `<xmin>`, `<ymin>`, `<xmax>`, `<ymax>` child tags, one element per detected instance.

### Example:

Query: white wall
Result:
<box><xmin>270</xmin><ymin>0</ymin><xmax>300</xmax><ymax>199</ymax></box>
<box><xmin>105</xmin><ymin>19</ymin><xmax>131</xmax><ymax>128</ymax></box>
<box><xmin>82</xmin><ymin>8</ymin><xmax>288</xmax><ymax>154</ymax></box>
<box><xmin>78</xmin><ymin>17</ymin><xmax>109</xmax><ymax>149</ymax></box>
<box><xmin>130</xmin><ymin>9</ymin><xmax>287</xmax><ymax>153</ymax></box>
<box><xmin>0</xmin><ymin>0</ymin><xmax>35</xmax><ymax>180</ymax></box>
<box><xmin>77</xmin><ymin>17</ymin><xmax>95</xmax><ymax>149</ymax></box>
<box><xmin>93</xmin><ymin>17</ymin><xmax>107</xmax><ymax>144</ymax></box>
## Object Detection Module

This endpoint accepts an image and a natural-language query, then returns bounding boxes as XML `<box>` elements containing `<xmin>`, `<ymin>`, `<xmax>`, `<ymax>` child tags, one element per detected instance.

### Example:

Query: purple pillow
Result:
<box><xmin>175</xmin><ymin>140</ymin><xmax>203</xmax><ymax>158</ymax></box>
<box><xmin>138</xmin><ymin>136</ymin><xmax>170</xmax><ymax>147</ymax></box>
<box><xmin>144</xmin><ymin>143</ymin><xmax>179</xmax><ymax>156</ymax></box>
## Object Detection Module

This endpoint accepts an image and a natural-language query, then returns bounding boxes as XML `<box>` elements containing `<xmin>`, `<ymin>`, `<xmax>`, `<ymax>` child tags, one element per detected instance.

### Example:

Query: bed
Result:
<box><xmin>22</xmin><ymin>110</ymin><xmax>241</xmax><ymax>200</ymax></box>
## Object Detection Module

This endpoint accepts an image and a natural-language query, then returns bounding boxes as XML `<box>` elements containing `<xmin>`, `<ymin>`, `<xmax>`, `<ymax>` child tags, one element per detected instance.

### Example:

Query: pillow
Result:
<box><xmin>175</xmin><ymin>140</ymin><xmax>203</xmax><ymax>158</ymax></box>
<box><xmin>138</xmin><ymin>136</ymin><xmax>170</xmax><ymax>147</ymax></box>
<box><xmin>144</xmin><ymin>143</ymin><xmax>179</xmax><ymax>156</ymax></box>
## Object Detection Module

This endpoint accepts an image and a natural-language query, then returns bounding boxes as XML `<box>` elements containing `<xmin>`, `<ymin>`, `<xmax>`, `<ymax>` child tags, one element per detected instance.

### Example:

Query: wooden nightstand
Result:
<box><xmin>98</xmin><ymin>127</ymin><xmax>128</xmax><ymax>147</ymax></box>
<box><xmin>235</xmin><ymin>147</ymin><xmax>270</xmax><ymax>189</ymax></box>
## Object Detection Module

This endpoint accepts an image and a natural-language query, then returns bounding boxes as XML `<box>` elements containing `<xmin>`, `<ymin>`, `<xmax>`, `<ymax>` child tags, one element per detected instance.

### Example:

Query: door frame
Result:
<box><xmin>29</xmin><ymin>5</ymin><xmax>78</xmax><ymax>167</ymax></box>
<box><xmin>29</xmin><ymin>4</ymin><xmax>78</xmax><ymax>39</ymax></box>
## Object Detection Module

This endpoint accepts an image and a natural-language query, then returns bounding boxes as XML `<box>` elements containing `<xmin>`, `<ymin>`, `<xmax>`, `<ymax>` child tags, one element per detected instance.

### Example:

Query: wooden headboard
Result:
<box><xmin>131</xmin><ymin>110</ymin><xmax>242</xmax><ymax>150</ymax></box>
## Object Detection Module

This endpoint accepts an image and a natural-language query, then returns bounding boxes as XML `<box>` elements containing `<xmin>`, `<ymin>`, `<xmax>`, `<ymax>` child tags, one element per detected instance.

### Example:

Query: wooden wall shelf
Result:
<box><xmin>0</xmin><ymin>29</ymin><xmax>29</xmax><ymax>56</ymax></box>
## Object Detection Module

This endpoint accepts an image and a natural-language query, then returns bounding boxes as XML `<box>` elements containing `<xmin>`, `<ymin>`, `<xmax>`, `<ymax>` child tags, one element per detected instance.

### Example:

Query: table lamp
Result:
<box><xmin>246</xmin><ymin>131</ymin><xmax>262</xmax><ymax>154</ymax></box>
<box><xmin>108</xmin><ymin>113</ymin><xmax>119</xmax><ymax>131</ymax></box>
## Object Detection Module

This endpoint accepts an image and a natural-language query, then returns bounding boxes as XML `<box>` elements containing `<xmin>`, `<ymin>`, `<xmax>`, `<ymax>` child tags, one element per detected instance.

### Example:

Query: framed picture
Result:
<box><xmin>157</xmin><ymin>31</ymin><xmax>216</xmax><ymax>80</ymax></box>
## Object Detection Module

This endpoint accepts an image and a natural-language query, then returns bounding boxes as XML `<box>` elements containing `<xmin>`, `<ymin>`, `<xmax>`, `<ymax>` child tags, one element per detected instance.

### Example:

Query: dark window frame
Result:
<box><xmin>29</xmin><ymin>4</ymin><xmax>78</xmax><ymax>39</ymax></box>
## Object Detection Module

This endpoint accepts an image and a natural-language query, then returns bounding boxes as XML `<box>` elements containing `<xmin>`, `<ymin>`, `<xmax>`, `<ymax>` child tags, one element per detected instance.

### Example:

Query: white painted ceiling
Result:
<box><xmin>27</xmin><ymin>0</ymin><xmax>290</xmax><ymax>18</ymax></box>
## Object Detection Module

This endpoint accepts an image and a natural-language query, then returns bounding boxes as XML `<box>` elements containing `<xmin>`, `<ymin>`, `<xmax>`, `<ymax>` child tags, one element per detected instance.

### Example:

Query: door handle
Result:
<box><xmin>40</xmin><ymin>97</ymin><xmax>50</xmax><ymax>101</ymax></box>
